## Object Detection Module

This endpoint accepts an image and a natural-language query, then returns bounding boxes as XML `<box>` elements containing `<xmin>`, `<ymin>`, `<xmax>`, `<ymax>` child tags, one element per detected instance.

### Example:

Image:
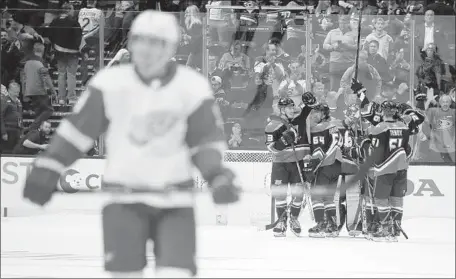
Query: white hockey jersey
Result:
<box><xmin>42</xmin><ymin>63</ymin><xmax>227</xmax><ymax>207</ymax></box>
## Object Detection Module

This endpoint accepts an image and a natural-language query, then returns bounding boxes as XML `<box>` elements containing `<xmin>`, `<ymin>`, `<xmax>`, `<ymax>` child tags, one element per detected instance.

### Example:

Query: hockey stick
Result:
<box><xmin>291</xmin><ymin>141</ymin><xmax>315</xmax><ymax>222</ymax></box>
<box><xmin>394</xmin><ymin>220</ymin><xmax>409</xmax><ymax>239</ymax></box>
<box><xmin>334</xmin><ymin>175</ymin><xmax>343</xmax><ymax>227</ymax></box>
<box><xmin>353</xmin><ymin>3</ymin><xmax>363</xmax><ymax>81</ymax></box>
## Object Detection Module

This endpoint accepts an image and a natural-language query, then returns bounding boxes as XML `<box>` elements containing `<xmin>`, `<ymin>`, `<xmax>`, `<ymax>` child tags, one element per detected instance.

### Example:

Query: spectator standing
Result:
<box><xmin>23</xmin><ymin>42</ymin><xmax>55</xmax><ymax>132</ymax></box>
<box><xmin>6</xmin><ymin>15</ymin><xmax>43</xmax><ymax>60</ymax></box>
<box><xmin>414</xmin><ymin>9</ymin><xmax>448</xmax><ymax>62</ymax></box>
<box><xmin>422</xmin><ymin>94</ymin><xmax>455</xmax><ymax>163</ymax></box>
<box><xmin>184</xmin><ymin>5</ymin><xmax>204</xmax><ymax>71</ymax></box>
<box><xmin>1</xmin><ymin>28</ymin><xmax>22</xmax><ymax>85</ymax></box>
<box><xmin>340</xmin><ymin>50</ymin><xmax>382</xmax><ymax>100</ymax></box>
<box><xmin>323</xmin><ymin>15</ymin><xmax>358</xmax><ymax>91</ymax></box>
<box><xmin>425</xmin><ymin>0</ymin><xmax>455</xmax><ymax>15</ymax></box>
<box><xmin>48</xmin><ymin>3</ymin><xmax>82</xmax><ymax>105</ymax></box>
<box><xmin>416</xmin><ymin>42</ymin><xmax>443</xmax><ymax>102</ymax></box>
<box><xmin>13</xmin><ymin>121</ymin><xmax>51</xmax><ymax>155</ymax></box>
<box><xmin>364</xmin><ymin>17</ymin><xmax>393</xmax><ymax>61</ymax></box>
<box><xmin>78</xmin><ymin>0</ymin><xmax>104</xmax><ymax>86</ymax></box>
<box><xmin>0</xmin><ymin>80</ymin><xmax>23</xmax><ymax>154</ymax></box>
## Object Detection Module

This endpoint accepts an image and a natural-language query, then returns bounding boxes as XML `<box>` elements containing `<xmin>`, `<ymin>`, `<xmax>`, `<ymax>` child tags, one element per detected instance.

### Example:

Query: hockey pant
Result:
<box><xmin>311</xmin><ymin>162</ymin><xmax>343</xmax><ymax>225</ymax></box>
<box><xmin>271</xmin><ymin>161</ymin><xmax>306</xmax><ymax>220</ymax></box>
<box><xmin>369</xmin><ymin>169</ymin><xmax>407</xmax><ymax>226</ymax></box>
<box><xmin>102</xmin><ymin>203</ymin><xmax>196</xmax><ymax>276</ymax></box>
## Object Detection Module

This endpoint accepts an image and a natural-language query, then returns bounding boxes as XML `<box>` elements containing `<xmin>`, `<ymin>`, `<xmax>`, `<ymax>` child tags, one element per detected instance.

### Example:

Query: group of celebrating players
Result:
<box><xmin>20</xmin><ymin>9</ymin><xmax>428</xmax><ymax>277</ymax></box>
<box><xmin>265</xmin><ymin>79</ymin><xmax>425</xmax><ymax>242</ymax></box>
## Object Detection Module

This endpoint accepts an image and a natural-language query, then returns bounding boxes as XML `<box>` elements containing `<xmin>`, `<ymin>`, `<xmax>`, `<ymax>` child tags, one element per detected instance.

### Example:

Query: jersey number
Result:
<box><xmin>389</xmin><ymin>138</ymin><xmax>403</xmax><ymax>151</ymax></box>
<box><xmin>81</xmin><ymin>18</ymin><xmax>90</xmax><ymax>30</ymax></box>
<box><xmin>332</xmin><ymin>131</ymin><xmax>352</xmax><ymax>148</ymax></box>
<box><xmin>312</xmin><ymin>136</ymin><xmax>324</xmax><ymax>145</ymax></box>
<box><xmin>266</xmin><ymin>134</ymin><xmax>274</xmax><ymax>143</ymax></box>
<box><xmin>371</xmin><ymin>137</ymin><xmax>403</xmax><ymax>151</ymax></box>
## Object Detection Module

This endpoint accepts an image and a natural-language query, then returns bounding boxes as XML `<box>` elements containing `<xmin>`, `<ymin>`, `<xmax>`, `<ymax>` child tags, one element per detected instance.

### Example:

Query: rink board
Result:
<box><xmin>1</xmin><ymin>156</ymin><xmax>454</xmax><ymax>225</ymax></box>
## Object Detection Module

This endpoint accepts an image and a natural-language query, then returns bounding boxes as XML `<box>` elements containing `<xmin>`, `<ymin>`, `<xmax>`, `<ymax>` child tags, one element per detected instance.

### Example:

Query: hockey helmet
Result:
<box><xmin>302</xmin><ymin>91</ymin><xmax>317</xmax><ymax>107</ymax></box>
<box><xmin>381</xmin><ymin>100</ymin><xmax>398</xmax><ymax>116</ymax></box>
<box><xmin>130</xmin><ymin>11</ymin><xmax>180</xmax><ymax>44</ymax></box>
<box><xmin>277</xmin><ymin>97</ymin><xmax>295</xmax><ymax>108</ymax></box>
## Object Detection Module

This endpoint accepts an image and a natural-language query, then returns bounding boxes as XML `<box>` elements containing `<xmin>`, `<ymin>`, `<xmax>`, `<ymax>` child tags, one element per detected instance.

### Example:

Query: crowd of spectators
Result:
<box><xmin>1</xmin><ymin>0</ymin><xmax>455</xmax><ymax>163</ymax></box>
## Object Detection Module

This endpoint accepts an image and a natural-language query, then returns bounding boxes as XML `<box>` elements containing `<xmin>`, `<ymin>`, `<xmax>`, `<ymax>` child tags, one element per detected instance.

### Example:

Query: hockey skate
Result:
<box><xmin>365</xmin><ymin>222</ymin><xmax>380</xmax><ymax>241</ymax></box>
<box><xmin>325</xmin><ymin>219</ymin><xmax>339</xmax><ymax>238</ymax></box>
<box><xmin>308</xmin><ymin>221</ymin><xmax>326</xmax><ymax>238</ymax></box>
<box><xmin>273</xmin><ymin>217</ymin><xmax>287</xmax><ymax>237</ymax></box>
<box><xmin>289</xmin><ymin>216</ymin><xmax>301</xmax><ymax>236</ymax></box>
<box><xmin>372</xmin><ymin>224</ymin><xmax>394</xmax><ymax>242</ymax></box>
<box><xmin>348</xmin><ymin>221</ymin><xmax>363</xmax><ymax>237</ymax></box>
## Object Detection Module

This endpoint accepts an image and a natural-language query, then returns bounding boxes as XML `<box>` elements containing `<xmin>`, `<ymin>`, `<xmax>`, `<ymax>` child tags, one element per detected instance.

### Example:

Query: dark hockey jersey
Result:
<box><xmin>363</xmin><ymin>121</ymin><xmax>410</xmax><ymax>176</ymax></box>
<box><xmin>361</xmin><ymin>101</ymin><xmax>383</xmax><ymax>126</ymax></box>
<box><xmin>265</xmin><ymin>113</ymin><xmax>310</xmax><ymax>163</ymax></box>
<box><xmin>310</xmin><ymin>119</ymin><xmax>358</xmax><ymax>174</ymax></box>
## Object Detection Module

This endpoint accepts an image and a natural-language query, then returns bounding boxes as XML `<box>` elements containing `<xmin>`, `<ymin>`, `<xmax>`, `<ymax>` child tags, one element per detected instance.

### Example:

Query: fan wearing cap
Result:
<box><xmin>22</xmin><ymin>11</ymin><xmax>240</xmax><ymax>278</ymax></box>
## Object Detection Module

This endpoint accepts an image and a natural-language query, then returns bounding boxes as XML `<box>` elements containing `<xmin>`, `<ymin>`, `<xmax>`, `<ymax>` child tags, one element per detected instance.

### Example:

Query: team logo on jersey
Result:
<box><xmin>436</xmin><ymin>117</ymin><xmax>453</xmax><ymax>130</ymax></box>
<box><xmin>128</xmin><ymin>112</ymin><xmax>179</xmax><ymax>145</ymax></box>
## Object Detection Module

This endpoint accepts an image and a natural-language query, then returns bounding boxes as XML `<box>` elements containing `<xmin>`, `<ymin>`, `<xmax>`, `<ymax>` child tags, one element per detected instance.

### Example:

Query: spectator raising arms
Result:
<box><xmin>23</xmin><ymin>42</ymin><xmax>55</xmax><ymax>132</ymax></box>
<box><xmin>13</xmin><ymin>121</ymin><xmax>51</xmax><ymax>155</ymax></box>
<box><xmin>47</xmin><ymin>3</ymin><xmax>82</xmax><ymax>105</ymax></box>
<box><xmin>0</xmin><ymin>80</ymin><xmax>23</xmax><ymax>154</ymax></box>
<box><xmin>422</xmin><ymin>94</ymin><xmax>456</xmax><ymax>163</ymax></box>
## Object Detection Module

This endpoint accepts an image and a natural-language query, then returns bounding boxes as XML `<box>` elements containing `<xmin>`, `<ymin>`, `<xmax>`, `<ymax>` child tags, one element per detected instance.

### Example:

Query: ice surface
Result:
<box><xmin>1</xmin><ymin>213</ymin><xmax>454</xmax><ymax>278</ymax></box>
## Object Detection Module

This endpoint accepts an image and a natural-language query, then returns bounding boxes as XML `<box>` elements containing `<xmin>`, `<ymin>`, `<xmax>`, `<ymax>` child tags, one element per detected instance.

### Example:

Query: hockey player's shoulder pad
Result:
<box><xmin>265</xmin><ymin>117</ymin><xmax>287</xmax><ymax>144</ymax></box>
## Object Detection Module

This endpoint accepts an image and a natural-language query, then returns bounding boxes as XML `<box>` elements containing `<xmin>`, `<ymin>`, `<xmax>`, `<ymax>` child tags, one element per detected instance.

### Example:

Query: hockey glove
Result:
<box><xmin>351</xmin><ymin>78</ymin><xmax>366</xmax><ymax>97</ymax></box>
<box><xmin>281</xmin><ymin>128</ymin><xmax>297</xmax><ymax>145</ymax></box>
<box><xmin>23</xmin><ymin>165</ymin><xmax>60</xmax><ymax>206</ymax></box>
<box><xmin>302</xmin><ymin>156</ymin><xmax>320</xmax><ymax>182</ymax></box>
<box><xmin>302</xmin><ymin>91</ymin><xmax>317</xmax><ymax>108</ymax></box>
<box><xmin>414</xmin><ymin>86</ymin><xmax>427</xmax><ymax>102</ymax></box>
<box><xmin>210</xmin><ymin>168</ymin><xmax>240</xmax><ymax>205</ymax></box>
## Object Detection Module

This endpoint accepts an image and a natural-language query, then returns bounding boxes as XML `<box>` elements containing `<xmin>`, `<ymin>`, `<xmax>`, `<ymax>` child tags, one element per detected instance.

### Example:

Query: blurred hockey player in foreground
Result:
<box><xmin>264</xmin><ymin>95</ymin><xmax>315</xmax><ymax>237</ymax></box>
<box><xmin>23</xmin><ymin>11</ymin><xmax>239</xmax><ymax>278</ymax></box>
<box><xmin>303</xmin><ymin>104</ymin><xmax>358</xmax><ymax>238</ymax></box>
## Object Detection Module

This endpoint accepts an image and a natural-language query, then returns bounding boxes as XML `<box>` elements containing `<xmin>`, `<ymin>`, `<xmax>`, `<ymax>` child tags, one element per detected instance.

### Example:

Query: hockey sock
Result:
<box><xmin>389</xmin><ymin>196</ymin><xmax>404</xmax><ymax>222</ymax></box>
<box><xmin>312</xmin><ymin>201</ymin><xmax>325</xmax><ymax>222</ymax></box>
<box><xmin>275</xmin><ymin>200</ymin><xmax>287</xmax><ymax>219</ymax></box>
<box><xmin>290</xmin><ymin>199</ymin><xmax>302</xmax><ymax>217</ymax></box>
<box><xmin>324</xmin><ymin>203</ymin><xmax>337</xmax><ymax>223</ymax></box>
<box><xmin>376</xmin><ymin>198</ymin><xmax>391</xmax><ymax>225</ymax></box>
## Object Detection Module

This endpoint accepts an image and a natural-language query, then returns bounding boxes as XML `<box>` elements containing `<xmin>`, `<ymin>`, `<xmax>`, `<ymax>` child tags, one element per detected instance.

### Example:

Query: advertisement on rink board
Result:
<box><xmin>1</xmin><ymin>156</ymin><xmax>455</xmax><ymax>219</ymax></box>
